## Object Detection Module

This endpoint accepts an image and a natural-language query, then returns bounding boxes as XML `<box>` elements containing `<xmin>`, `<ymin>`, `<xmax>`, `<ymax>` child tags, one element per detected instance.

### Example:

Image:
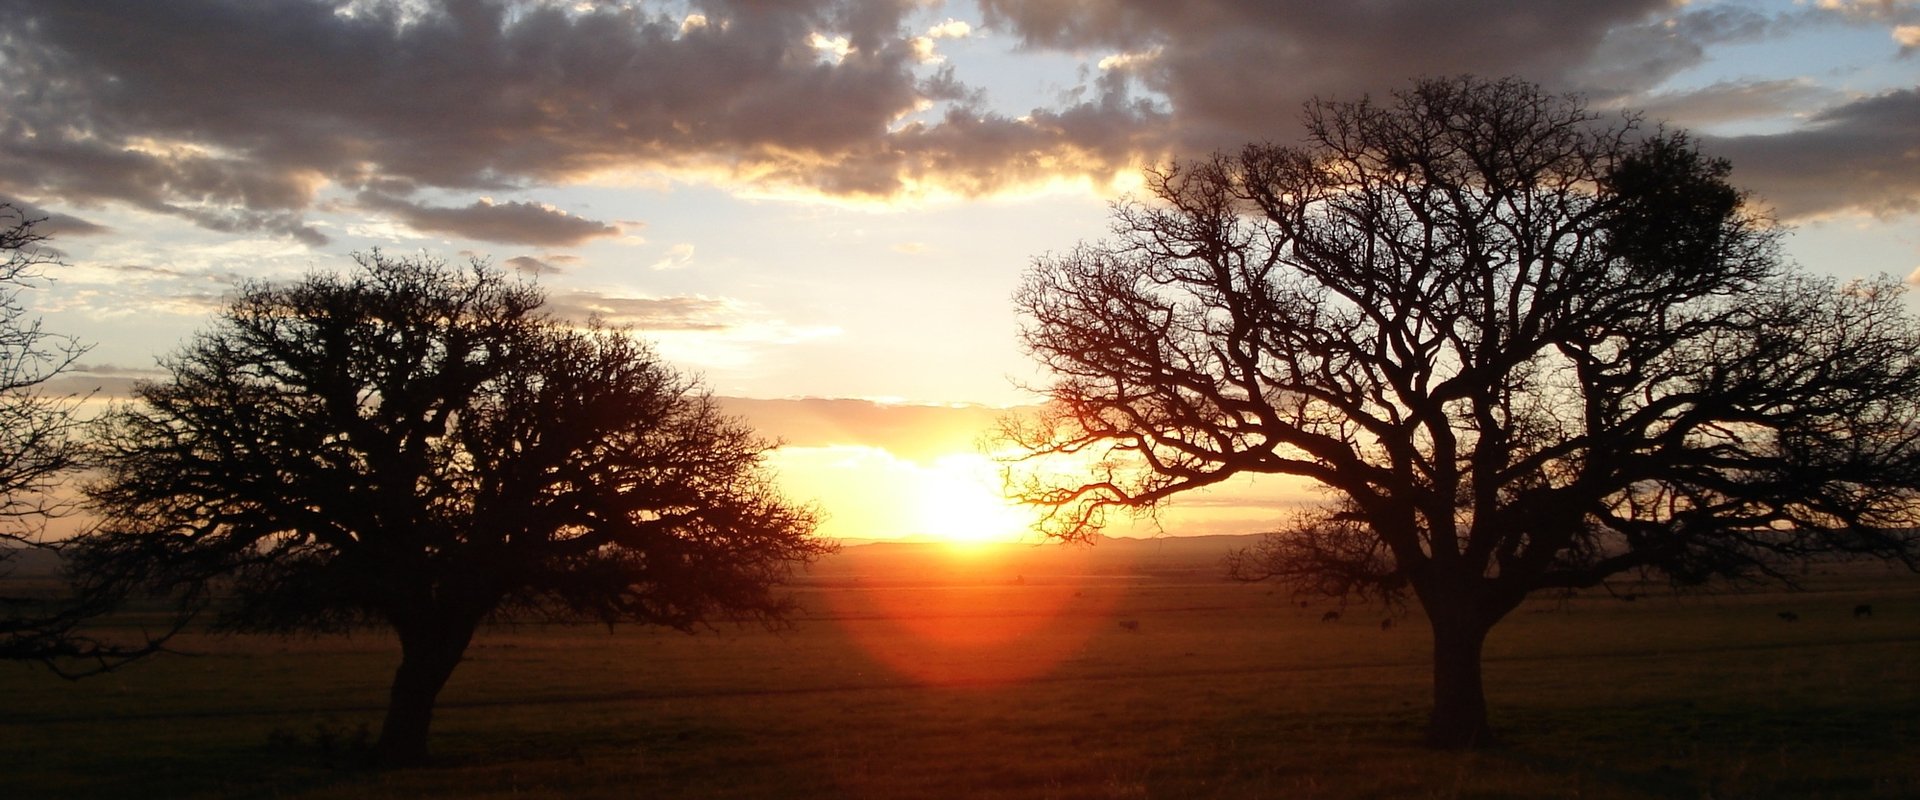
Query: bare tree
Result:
<box><xmin>0</xmin><ymin>206</ymin><xmax>85</xmax><ymax>549</ymax></box>
<box><xmin>1008</xmin><ymin>76</ymin><xmax>1920</xmax><ymax>748</ymax></box>
<box><xmin>77</xmin><ymin>252</ymin><xmax>832</xmax><ymax>765</ymax></box>
<box><xmin>0</xmin><ymin>205</ymin><xmax>163</xmax><ymax>673</ymax></box>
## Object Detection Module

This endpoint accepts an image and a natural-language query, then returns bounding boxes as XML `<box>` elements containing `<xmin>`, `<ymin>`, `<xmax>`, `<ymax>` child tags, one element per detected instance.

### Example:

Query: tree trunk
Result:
<box><xmin>374</xmin><ymin>623</ymin><xmax>475</xmax><ymax>767</ymax></box>
<box><xmin>1426</xmin><ymin>614</ymin><xmax>1495</xmax><ymax>749</ymax></box>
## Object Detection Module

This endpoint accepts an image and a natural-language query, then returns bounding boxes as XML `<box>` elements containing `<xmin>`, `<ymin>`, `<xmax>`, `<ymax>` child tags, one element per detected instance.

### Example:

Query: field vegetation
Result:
<box><xmin>5</xmin><ymin>536</ymin><xmax>1917</xmax><ymax>798</ymax></box>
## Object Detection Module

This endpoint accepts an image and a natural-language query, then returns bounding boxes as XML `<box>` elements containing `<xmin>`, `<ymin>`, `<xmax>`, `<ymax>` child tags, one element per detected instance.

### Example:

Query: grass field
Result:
<box><xmin>5</xmin><ymin>537</ymin><xmax>1918</xmax><ymax>798</ymax></box>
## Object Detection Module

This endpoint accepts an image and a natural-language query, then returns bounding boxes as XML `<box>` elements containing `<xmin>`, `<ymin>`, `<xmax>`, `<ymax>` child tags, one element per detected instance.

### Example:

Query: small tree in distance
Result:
<box><xmin>1008</xmin><ymin>76</ymin><xmax>1920</xmax><ymax>748</ymax></box>
<box><xmin>79</xmin><ymin>253</ymin><xmax>831</xmax><ymax>766</ymax></box>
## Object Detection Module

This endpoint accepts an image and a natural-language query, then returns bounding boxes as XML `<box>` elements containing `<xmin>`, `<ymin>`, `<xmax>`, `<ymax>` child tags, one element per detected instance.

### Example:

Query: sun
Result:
<box><xmin>912</xmin><ymin>453</ymin><xmax>1032</xmax><ymax>544</ymax></box>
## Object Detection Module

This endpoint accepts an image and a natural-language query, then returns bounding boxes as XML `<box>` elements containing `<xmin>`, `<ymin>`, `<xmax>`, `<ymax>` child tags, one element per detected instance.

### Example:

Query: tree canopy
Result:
<box><xmin>1008</xmin><ymin>76</ymin><xmax>1920</xmax><ymax>747</ymax></box>
<box><xmin>79</xmin><ymin>252</ymin><xmax>831</xmax><ymax>764</ymax></box>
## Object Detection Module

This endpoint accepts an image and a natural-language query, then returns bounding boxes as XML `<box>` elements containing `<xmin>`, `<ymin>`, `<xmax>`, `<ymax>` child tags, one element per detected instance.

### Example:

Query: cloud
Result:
<box><xmin>927</xmin><ymin>19</ymin><xmax>974</xmax><ymax>39</ymax></box>
<box><xmin>0</xmin><ymin>196</ymin><xmax>109</xmax><ymax>238</ymax></box>
<box><xmin>0</xmin><ymin>0</ymin><xmax>1912</xmax><ymax>235</ymax></box>
<box><xmin>71</xmin><ymin>362</ymin><xmax>167</xmax><ymax>377</ymax></box>
<box><xmin>979</xmin><ymin>0</ymin><xmax>1676</xmax><ymax>149</ymax></box>
<box><xmin>1801</xmin><ymin>1</ymin><xmax>1920</xmax><ymax>55</ymax></box>
<box><xmin>41</xmin><ymin>374</ymin><xmax>145</xmax><ymax>402</ymax></box>
<box><xmin>970</xmin><ymin>2</ymin><xmax>1918</xmax><ymax>219</ymax></box>
<box><xmin>504</xmin><ymin>255</ymin><xmax>564</xmax><ymax>275</ymax></box>
<box><xmin>530</xmin><ymin>288</ymin><xmax>846</xmax><ymax>371</ymax></box>
<box><xmin>650</xmin><ymin>243</ymin><xmax>696</xmax><ymax>271</ymax></box>
<box><xmin>1633</xmin><ymin>79</ymin><xmax>1846</xmax><ymax>128</ymax></box>
<box><xmin>40</xmin><ymin>362</ymin><xmax>173</xmax><ymax>401</ymax></box>
<box><xmin>87</xmin><ymin>263</ymin><xmax>201</xmax><ymax>280</ymax></box>
<box><xmin>0</xmin><ymin>0</ymin><xmax>1174</xmax><ymax>230</ymax></box>
<box><xmin>544</xmin><ymin>290</ymin><xmax>737</xmax><ymax>330</ymax></box>
<box><xmin>502</xmin><ymin>252</ymin><xmax>584</xmax><ymax>276</ymax></box>
<box><xmin>34</xmin><ymin>242</ymin><xmax>299</xmax><ymax>319</ymax></box>
<box><xmin>1704</xmin><ymin>88</ymin><xmax>1920</xmax><ymax>219</ymax></box>
<box><xmin>720</xmin><ymin>396</ymin><xmax>1018</xmax><ymax>462</ymax></box>
<box><xmin>359</xmin><ymin>193</ymin><xmax>621</xmax><ymax>245</ymax></box>
<box><xmin>0</xmin><ymin>0</ymin><xmax>1128</xmax><ymax>233</ymax></box>
<box><xmin>1097</xmin><ymin>48</ymin><xmax>1162</xmax><ymax>72</ymax></box>
<box><xmin>0</xmin><ymin>132</ymin><xmax>329</xmax><ymax>244</ymax></box>
<box><xmin>1811</xmin><ymin>0</ymin><xmax>1920</xmax><ymax>23</ymax></box>
<box><xmin>1897</xmin><ymin>23</ymin><xmax>1920</xmax><ymax>51</ymax></box>
<box><xmin>1572</xmin><ymin>5</ymin><xmax>1784</xmax><ymax>99</ymax></box>
<box><xmin>910</xmin><ymin>17</ymin><xmax>974</xmax><ymax>64</ymax></box>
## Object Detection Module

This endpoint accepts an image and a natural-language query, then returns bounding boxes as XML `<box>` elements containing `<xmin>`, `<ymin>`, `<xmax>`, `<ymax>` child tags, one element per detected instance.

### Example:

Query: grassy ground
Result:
<box><xmin>4</xmin><ymin>543</ymin><xmax>1917</xmax><ymax>798</ymax></box>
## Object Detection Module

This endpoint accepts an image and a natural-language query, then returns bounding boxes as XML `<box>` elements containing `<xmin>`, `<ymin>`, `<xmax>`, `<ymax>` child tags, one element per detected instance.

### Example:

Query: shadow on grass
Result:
<box><xmin>1494</xmin><ymin>697</ymin><xmax>1920</xmax><ymax>799</ymax></box>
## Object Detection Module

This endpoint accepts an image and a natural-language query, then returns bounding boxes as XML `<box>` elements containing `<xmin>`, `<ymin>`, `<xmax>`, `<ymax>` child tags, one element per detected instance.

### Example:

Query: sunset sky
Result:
<box><xmin>5</xmin><ymin>0</ymin><xmax>1918</xmax><ymax>541</ymax></box>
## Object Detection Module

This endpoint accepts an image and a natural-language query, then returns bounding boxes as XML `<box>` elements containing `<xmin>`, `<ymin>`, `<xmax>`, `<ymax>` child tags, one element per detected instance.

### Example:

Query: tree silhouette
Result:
<box><xmin>1008</xmin><ymin>76</ymin><xmax>1920</xmax><ymax>748</ymax></box>
<box><xmin>78</xmin><ymin>252</ymin><xmax>830</xmax><ymax>765</ymax></box>
<box><xmin>0</xmin><ymin>206</ymin><xmax>166</xmax><ymax>674</ymax></box>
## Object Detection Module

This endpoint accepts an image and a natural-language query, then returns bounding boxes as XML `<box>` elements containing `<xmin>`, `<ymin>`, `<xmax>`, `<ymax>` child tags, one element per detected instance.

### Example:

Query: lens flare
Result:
<box><xmin>822</xmin><ymin>544</ymin><xmax>1127</xmax><ymax>688</ymax></box>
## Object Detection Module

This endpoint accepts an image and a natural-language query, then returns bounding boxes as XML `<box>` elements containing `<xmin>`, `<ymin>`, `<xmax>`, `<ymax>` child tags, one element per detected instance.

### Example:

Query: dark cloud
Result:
<box><xmin>1571</xmin><ymin>5</ymin><xmax>1785</xmax><ymax>99</ymax></box>
<box><xmin>505</xmin><ymin>255</ymin><xmax>568</xmax><ymax>275</ymax></box>
<box><xmin>978</xmin><ymin>0</ymin><xmax>1676</xmax><ymax>152</ymax></box>
<box><xmin>1633</xmin><ymin>79</ymin><xmax>1846</xmax><ymax>128</ymax></box>
<box><xmin>0</xmin><ymin>195</ymin><xmax>108</xmax><ymax>238</ymax></box>
<box><xmin>0</xmin><ymin>0</ymin><xmax>1101</xmax><ymax>237</ymax></box>
<box><xmin>0</xmin><ymin>134</ymin><xmax>329</xmax><ymax>244</ymax></box>
<box><xmin>1704</xmin><ymin>88</ymin><xmax>1920</xmax><ymax>220</ymax></box>
<box><xmin>0</xmin><ymin>0</ymin><xmax>1168</xmax><ymax>233</ymax></box>
<box><xmin>0</xmin><ymin>0</ymin><xmax>1910</xmax><ymax>237</ymax></box>
<box><xmin>974</xmin><ymin>0</ymin><xmax>1916</xmax><ymax>219</ymax></box>
<box><xmin>360</xmin><ymin>193</ymin><xmax>622</xmax><ymax>245</ymax></box>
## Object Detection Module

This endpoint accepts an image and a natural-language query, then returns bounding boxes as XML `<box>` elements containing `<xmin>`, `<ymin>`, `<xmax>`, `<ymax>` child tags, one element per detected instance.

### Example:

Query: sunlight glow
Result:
<box><xmin>809</xmin><ymin>32</ymin><xmax>853</xmax><ymax>63</ymax></box>
<box><xmin>912</xmin><ymin>453</ymin><xmax>1032</xmax><ymax>544</ymax></box>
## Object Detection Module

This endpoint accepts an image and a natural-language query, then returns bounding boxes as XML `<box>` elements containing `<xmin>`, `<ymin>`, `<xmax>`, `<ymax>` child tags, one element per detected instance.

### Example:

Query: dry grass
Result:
<box><xmin>4</xmin><ymin>543</ymin><xmax>1917</xmax><ymax>798</ymax></box>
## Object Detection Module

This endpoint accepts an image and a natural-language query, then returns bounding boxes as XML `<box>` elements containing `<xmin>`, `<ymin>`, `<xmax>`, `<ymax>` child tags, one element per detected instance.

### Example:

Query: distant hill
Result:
<box><xmin>0</xmin><ymin>546</ymin><xmax>64</xmax><ymax>578</ymax></box>
<box><xmin>3</xmin><ymin>535</ymin><xmax>1269</xmax><ymax>588</ymax></box>
<box><xmin>804</xmin><ymin>533</ymin><xmax>1264</xmax><ymax>584</ymax></box>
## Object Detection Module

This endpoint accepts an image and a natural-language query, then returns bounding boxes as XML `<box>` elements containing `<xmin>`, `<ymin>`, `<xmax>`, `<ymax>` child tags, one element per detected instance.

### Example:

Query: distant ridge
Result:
<box><xmin>806</xmin><ymin>532</ymin><xmax>1264</xmax><ymax>582</ymax></box>
<box><xmin>830</xmin><ymin>532</ymin><xmax>1264</xmax><ymax>549</ymax></box>
<box><xmin>0</xmin><ymin>546</ymin><xmax>64</xmax><ymax>578</ymax></box>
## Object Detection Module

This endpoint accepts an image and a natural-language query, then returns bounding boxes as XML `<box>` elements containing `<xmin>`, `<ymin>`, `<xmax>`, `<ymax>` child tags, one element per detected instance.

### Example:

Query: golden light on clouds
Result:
<box><xmin>925</xmin><ymin>19</ymin><xmax>973</xmax><ymax>39</ymax></box>
<box><xmin>808</xmin><ymin>32</ymin><xmax>854</xmax><ymax>63</ymax></box>
<box><xmin>1097</xmin><ymin>48</ymin><xmax>1162</xmax><ymax>71</ymax></box>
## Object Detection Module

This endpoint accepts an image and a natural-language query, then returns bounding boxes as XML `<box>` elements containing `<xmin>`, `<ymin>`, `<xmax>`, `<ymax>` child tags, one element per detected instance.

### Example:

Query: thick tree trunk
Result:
<box><xmin>1426</xmin><ymin>615</ymin><xmax>1495</xmax><ymax>749</ymax></box>
<box><xmin>374</xmin><ymin>623</ymin><xmax>475</xmax><ymax>767</ymax></box>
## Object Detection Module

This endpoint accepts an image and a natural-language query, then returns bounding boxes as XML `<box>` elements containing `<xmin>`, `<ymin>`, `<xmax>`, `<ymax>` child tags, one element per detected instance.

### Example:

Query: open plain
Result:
<box><xmin>5</xmin><ymin>536</ymin><xmax>1918</xmax><ymax>798</ymax></box>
